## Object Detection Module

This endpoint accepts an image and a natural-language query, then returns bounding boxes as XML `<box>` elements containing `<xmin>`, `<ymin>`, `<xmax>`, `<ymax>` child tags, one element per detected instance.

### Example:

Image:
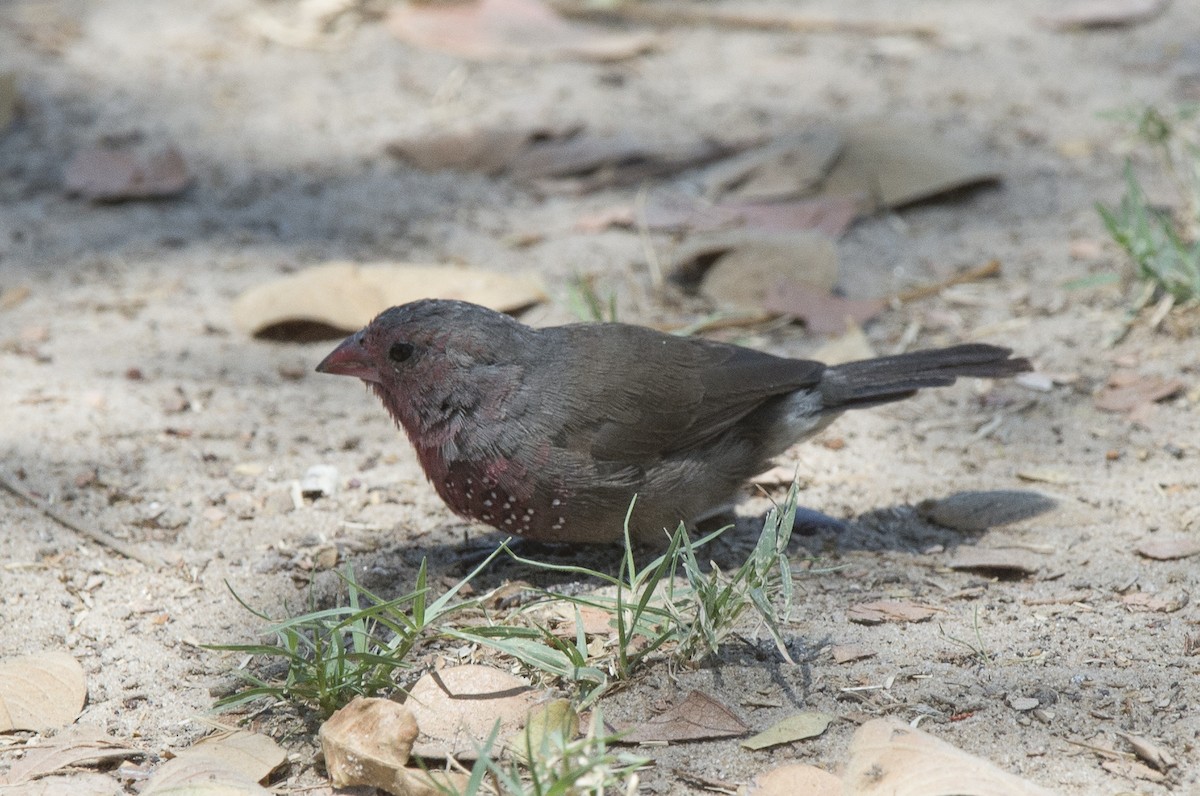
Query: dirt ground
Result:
<box><xmin>2</xmin><ymin>0</ymin><xmax>1199</xmax><ymax>793</ymax></box>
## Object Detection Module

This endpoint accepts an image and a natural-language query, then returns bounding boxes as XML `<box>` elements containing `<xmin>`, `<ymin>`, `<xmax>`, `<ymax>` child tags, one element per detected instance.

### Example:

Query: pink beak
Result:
<box><xmin>315</xmin><ymin>333</ymin><xmax>381</xmax><ymax>383</ymax></box>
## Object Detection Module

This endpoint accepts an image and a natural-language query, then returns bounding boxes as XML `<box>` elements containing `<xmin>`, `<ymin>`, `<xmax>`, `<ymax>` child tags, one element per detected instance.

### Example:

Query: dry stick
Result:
<box><xmin>0</xmin><ymin>472</ymin><xmax>161</xmax><ymax>568</ymax></box>
<box><xmin>554</xmin><ymin>3</ymin><xmax>938</xmax><ymax>39</ymax></box>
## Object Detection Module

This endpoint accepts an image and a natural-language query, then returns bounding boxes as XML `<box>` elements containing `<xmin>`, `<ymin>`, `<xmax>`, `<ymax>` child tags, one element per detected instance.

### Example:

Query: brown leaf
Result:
<box><xmin>1100</xmin><ymin>758</ymin><xmax>1166</xmax><ymax>783</ymax></box>
<box><xmin>1094</xmin><ymin>374</ymin><xmax>1183</xmax><ymax>413</ymax></box>
<box><xmin>644</xmin><ymin>194</ymin><xmax>858</xmax><ymax>238</ymax></box>
<box><xmin>0</xmin><ymin>652</ymin><xmax>87</xmax><ymax>733</ymax></box>
<box><xmin>701</xmin><ymin>127</ymin><xmax>845</xmax><ymax>201</ymax></box>
<box><xmin>386</xmin><ymin>0</ymin><xmax>657</xmax><ymax>62</ymax></box>
<box><xmin>1117</xmin><ymin>732</ymin><xmax>1177</xmax><ymax>772</ymax></box>
<box><xmin>918</xmin><ymin>490</ymin><xmax>1058</xmax><ymax>533</ymax></box>
<box><xmin>512</xmin><ymin>133</ymin><xmax>731</xmax><ymax>190</ymax></box>
<box><xmin>1136</xmin><ymin>535</ymin><xmax>1200</xmax><ymax>561</ymax></box>
<box><xmin>406</xmin><ymin>665</ymin><xmax>542</xmax><ymax>760</ymax></box>
<box><xmin>63</xmin><ymin>146</ymin><xmax>191</xmax><ymax>201</ymax></box>
<box><xmin>3</xmin><ymin>728</ymin><xmax>142</xmax><ymax>785</ymax></box>
<box><xmin>1037</xmin><ymin>0</ymin><xmax>1168</xmax><ymax>30</ymax></box>
<box><xmin>1121</xmin><ymin>591</ymin><xmax>1187</xmax><ymax>613</ymax></box>
<box><xmin>945</xmin><ymin>548</ymin><xmax>1042</xmax><ymax>577</ymax></box>
<box><xmin>762</xmin><ymin>283</ymin><xmax>886</xmax><ymax>334</ymax></box>
<box><xmin>830</xmin><ymin>644</ymin><xmax>877</xmax><ymax>664</ymax></box>
<box><xmin>674</xmin><ymin>230</ymin><xmax>837</xmax><ymax>296</ymax></box>
<box><xmin>846</xmin><ymin>600</ymin><xmax>941</xmax><ymax>625</ymax></box>
<box><xmin>141</xmin><ymin>731</ymin><xmax>285</xmax><ymax>795</ymax></box>
<box><xmin>741</xmin><ymin>712</ymin><xmax>834</xmax><ymax>750</ymax></box>
<box><xmin>231</xmin><ymin>262</ymin><xmax>545</xmax><ymax>340</ymax></box>
<box><xmin>7</xmin><ymin>772</ymin><xmax>122</xmax><ymax>795</ymax></box>
<box><xmin>815</xmin><ymin>123</ymin><xmax>1000</xmax><ymax>212</ymax></box>
<box><xmin>750</xmin><ymin>763</ymin><xmax>842</xmax><ymax>796</ymax></box>
<box><xmin>615</xmin><ymin>690</ymin><xmax>749</xmax><ymax>744</ymax></box>
<box><xmin>845</xmin><ymin>718</ymin><xmax>1057</xmax><ymax>795</ymax></box>
<box><xmin>320</xmin><ymin>698</ymin><xmax>461</xmax><ymax>796</ymax></box>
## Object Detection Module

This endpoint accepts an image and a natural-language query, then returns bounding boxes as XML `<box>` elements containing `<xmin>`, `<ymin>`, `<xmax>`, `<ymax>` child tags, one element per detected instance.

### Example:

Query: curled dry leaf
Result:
<box><xmin>613</xmin><ymin>690</ymin><xmax>749</xmax><ymax>744</ymax></box>
<box><xmin>846</xmin><ymin>600</ymin><xmax>941</xmax><ymax>625</ymax></box>
<box><xmin>1121</xmin><ymin>591</ymin><xmax>1187</xmax><ymax>613</ymax></box>
<box><xmin>945</xmin><ymin>547</ymin><xmax>1042</xmax><ymax>577</ymax></box>
<box><xmin>830</xmin><ymin>644</ymin><xmax>877</xmax><ymax>664</ymax></box>
<box><xmin>8</xmin><ymin>772</ymin><xmax>121</xmax><ymax>796</ymax></box>
<box><xmin>845</xmin><ymin>718</ymin><xmax>1057</xmax><ymax>796</ymax></box>
<box><xmin>63</xmin><ymin>145</ymin><xmax>191</xmax><ymax>202</ymax></box>
<box><xmin>1135</xmin><ymin>535</ymin><xmax>1200</xmax><ymax>561</ymax></box>
<box><xmin>505</xmin><ymin>698</ymin><xmax>579</xmax><ymax>762</ymax></box>
<box><xmin>917</xmin><ymin>490</ymin><xmax>1058</xmax><ymax>533</ymax></box>
<box><xmin>232</xmin><ymin>262</ymin><xmax>545</xmax><ymax>340</ymax></box>
<box><xmin>2</xmin><ymin>727</ymin><xmax>141</xmax><ymax>785</ymax></box>
<box><xmin>1117</xmin><ymin>731</ymin><xmax>1177</xmax><ymax>772</ymax></box>
<box><xmin>406</xmin><ymin>665</ymin><xmax>541</xmax><ymax>760</ymax></box>
<box><xmin>142</xmin><ymin>730</ymin><xmax>285</xmax><ymax>796</ymax></box>
<box><xmin>1094</xmin><ymin>373</ymin><xmax>1184</xmax><ymax>413</ymax></box>
<box><xmin>814</xmin><ymin>123</ymin><xmax>1000</xmax><ymax>212</ymax></box>
<box><xmin>0</xmin><ymin>651</ymin><xmax>87</xmax><ymax>733</ymax></box>
<box><xmin>644</xmin><ymin>194</ymin><xmax>859</xmax><ymax>238</ymax></box>
<box><xmin>762</xmin><ymin>283</ymin><xmax>887</xmax><ymax>335</ymax></box>
<box><xmin>386</xmin><ymin>0</ymin><xmax>658</xmax><ymax>62</ymax></box>
<box><xmin>701</xmin><ymin>126</ymin><xmax>845</xmax><ymax>201</ymax></box>
<box><xmin>750</xmin><ymin>763</ymin><xmax>842</xmax><ymax>796</ymax></box>
<box><xmin>320</xmin><ymin>697</ymin><xmax>461</xmax><ymax>796</ymax></box>
<box><xmin>741</xmin><ymin>711</ymin><xmax>834</xmax><ymax>750</ymax></box>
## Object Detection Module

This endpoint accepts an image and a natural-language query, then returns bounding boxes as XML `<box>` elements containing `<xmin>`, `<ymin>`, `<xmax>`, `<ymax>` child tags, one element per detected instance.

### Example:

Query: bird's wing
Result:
<box><xmin>535</xmin><ymin>325</ymin><xmax>824</xmax><ymax>463</ymax></box>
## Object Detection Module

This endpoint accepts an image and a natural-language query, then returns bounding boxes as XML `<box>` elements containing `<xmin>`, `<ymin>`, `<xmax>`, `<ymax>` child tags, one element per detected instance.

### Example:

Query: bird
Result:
<box><xmin>316</xmin><ymin>299</ymin><xmax>1030</xmax><ymax>545</ymax></box>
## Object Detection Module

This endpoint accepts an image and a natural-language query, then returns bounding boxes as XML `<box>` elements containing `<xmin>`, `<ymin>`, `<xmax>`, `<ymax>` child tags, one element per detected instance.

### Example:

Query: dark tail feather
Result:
<box><xmin>819</xmin><ymin>344</ymin><xmax>1030</xmax><ymax>409</ymax></box>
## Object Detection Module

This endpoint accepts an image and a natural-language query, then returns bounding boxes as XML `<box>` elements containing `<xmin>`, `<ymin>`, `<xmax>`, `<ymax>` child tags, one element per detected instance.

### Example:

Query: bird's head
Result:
<box><xmin>316</xmin><ymin>299</ymin><xmax>531</xmax><ymax>435</ymax></box>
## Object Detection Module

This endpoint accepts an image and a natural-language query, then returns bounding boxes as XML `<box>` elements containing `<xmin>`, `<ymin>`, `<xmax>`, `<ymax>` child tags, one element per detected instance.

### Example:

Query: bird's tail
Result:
<box><xmin>818</xmin><ymin>344</ymin><xmax>1030</xmax><ymax>409</ymax></box>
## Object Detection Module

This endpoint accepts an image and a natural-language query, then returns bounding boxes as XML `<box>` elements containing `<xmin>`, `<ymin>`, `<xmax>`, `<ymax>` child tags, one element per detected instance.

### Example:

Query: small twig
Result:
<box><xmin>0</xmin><ymin>471</ymin><xmax>161</xmax><ymax>567</ymax></box>
<box><xmin>895</xmin><ymin>259</ymin><xmax>1002</xmax><ymax>303</ymax></box>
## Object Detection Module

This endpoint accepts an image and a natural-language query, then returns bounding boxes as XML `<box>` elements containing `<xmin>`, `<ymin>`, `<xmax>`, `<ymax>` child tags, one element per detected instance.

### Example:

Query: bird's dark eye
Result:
<box><xmin>388</xmin><ymin>342</ymin><xmax>414</xmax><ymax>363</ymax></box>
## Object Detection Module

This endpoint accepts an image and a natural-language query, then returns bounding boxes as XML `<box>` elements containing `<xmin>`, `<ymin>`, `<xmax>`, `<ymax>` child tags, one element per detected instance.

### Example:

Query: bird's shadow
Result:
<box><xmin>350</xmin><ymin>488</ymin><xmax>1059</xmax><ymax>600</ymax></box>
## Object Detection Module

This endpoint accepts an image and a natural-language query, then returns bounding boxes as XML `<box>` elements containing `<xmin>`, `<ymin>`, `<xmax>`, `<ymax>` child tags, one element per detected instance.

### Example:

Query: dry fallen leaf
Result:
<box><xmin>831</xmin><ymin>644</ymin><xmax>877</xmax><ymax>664</ymax></box>
<box><xmin>844</xmin><ymin>718</ymin><xmax>1057</xmax><ymax>795</ymax></box>
<box><xmin>232</xmin><ymin>262</ymin><xmax>545</xmax><ymax>340</ymax></box>
<box><xmin>917</xmin><ymin>490</ymin><xmax>1058</xmax><ymax>533</ymax></box>
<box><xmin>846</xmin><ymin>600</ymin><xmax>941</xmax><ymax>625</ymax></box>
<box><xmin>741</xmin><ymin>711</ymin><xmax>834</xmax><ymax>750</ymax></box>
<box><xmin>1121</xmin><ymin>591</ymin><xmax>1187</xmax><ymax>613</ymax></box>
<box><xmin>815</xmin><ymin>123</ymin><xmax>1000</xmax><ymax>212</ymax></box>
<box><xmin>946</xmin><ymin>547</ymin><xmax>1042</xmax><ymax>577</ymax></box>
<box><xmin>1135</xmin><ymin>535</ymin><xmax>1200</xmax><ymax>561</ymax></box>
<box><xmin>1094</xmin><ymin>373</ymin><xmax>1184</xmax><ymax>413</ymax></box>
<box><xmin>762</xmin><ymin>283</ymin><xmax>887</xmax><ymax>335</ymax></box>
<box><xmin>1117</xmin><ymin>731</ymin><xmax>1177</xmax><ymax>772</ymax></box>
<box><xmin>63</xmin><ymin>145</ymin><xmax>191</xmax><ymax>202</ymax></box>
<box><xmin>2</xmin><ymin>727</ymin><xmax>141</xmax><ymax>785</ymax></box>
<box><xmin>505</xmin><ymin>698</ymin><xmax>579</xmax><ymax>762</ymax></box>
<box><xmin>0</xmin><ymin>651</ymin><xmax>87</xmax><ymax>733</ymax></box>
<box><xmin>749</xmin><ymin>762</ymin><xmax>843</xmax><ymax>796</ymax></box>
<box><xmin>7</xmin><ymin>772</ymin><xmax>122</xmax><ymax>796</ymax></box>
<box><xmin>643</xmin><ymin>194</ymin><xmax>858</xmax><ymax>239</ymax></box>
<box><xmin>614</xmin><ymin>690</ymin><xmax>749</xmax><ymax>744</ymax></box>
<box><xmin>387</xmin><ymin>121</ymin><xmax>579</xmax><ymax>175</ymax></box>
<box><xmin>386</xmin><ymin>0</ymin><xmax>657</xmax><ymax>62</ymax></box>
<box><xmin>141</xmin><ymin>730</ymin><xmax>285</xmax><ymax>796</ymax></box>
<box><xmin>406</xmin><ymin>665</ymin><xmax>542</xmax><ymax>760</ymax></box>
<box><xmin>319</xmin><ymin>697</ymin><xmax>461</xmax><ymax>796</ymax></box>
<box><xmin>1037</xmin><ymin>0</ymin><xmax>1168</xmax><ymax>30</ymax></box>
<box><xmin>701</xmin><ymin>127</ymin><xmax>845</xmax><ymax>201</ymax></box>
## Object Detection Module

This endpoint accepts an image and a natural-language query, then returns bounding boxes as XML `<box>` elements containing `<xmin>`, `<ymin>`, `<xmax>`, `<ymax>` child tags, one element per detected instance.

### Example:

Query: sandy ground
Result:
<box><xmin>2</xmin><ymin>0</ymin><xmax>1199</xmax><ymax>793</ymax></box>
